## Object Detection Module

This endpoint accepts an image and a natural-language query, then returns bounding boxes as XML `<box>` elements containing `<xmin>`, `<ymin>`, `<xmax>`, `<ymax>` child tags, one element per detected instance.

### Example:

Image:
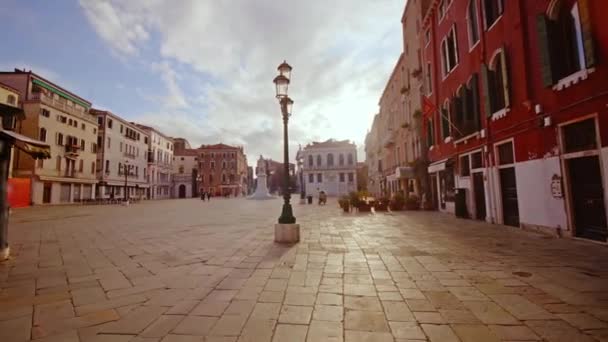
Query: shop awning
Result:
<box><xmin>0</xmin><ymin>129</ymin><xmax>51</xmax><ymax>159</ymax></box>
<box><xmin>428</xmin><ymin>158</ymin><xmax>452</xmax><ymax>173</ymax></box>
<box><xmin>397</xmin><ymin>166</ymin><xmax>415</xmax><ymax>179</ymax></box>
<box><xmin>0</xmin><ymin>103</ymin><xmax>25</xmax><ymax>120</ymax></box>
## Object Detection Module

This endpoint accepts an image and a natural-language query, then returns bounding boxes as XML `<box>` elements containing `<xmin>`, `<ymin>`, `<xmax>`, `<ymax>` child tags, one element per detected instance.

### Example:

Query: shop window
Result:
<box><xmin>460</xmin><ymin>155</ymin><xmax>471</xmax><ymax>176</ymax></box>
<box><xmin>563</xmin><ymin>118</ymin><xmax>597</xmax><ymax>153</ymax></box>
<box><xmin>497</xmin><ymin>142</ymin><xmax>514</xmax><ymax>165</ymax></box>
<box><xmin>471</xmin><ymin>151</ymin><xmax>483</xmax><ymax>169</ymax></box>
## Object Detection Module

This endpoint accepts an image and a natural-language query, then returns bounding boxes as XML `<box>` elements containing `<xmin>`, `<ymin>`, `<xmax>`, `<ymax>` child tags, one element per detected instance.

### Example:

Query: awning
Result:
<box><xmin>98</xmin><ymin>180</ymin><xmax>150</xmax><ymax>188</ymax></box>
<box><xmin>428</xmin><ymin>159</ymin><xmax>448</xmax><ymax>173</ymax></box>
<box><xmin>428</xmin><ymin>158</ymin><xmax>455</xmax><ymax>173</ymax></box>
<box><xmin>0</xmin><ymin>103</ymin><xmax>25</xmax><ymax>120</ymax></box>
<box><xmin>38</xmin><ymin>175</ymin><xmax>97</xmax><ymax>184</ymax></box>
<box><xmin>397</xmin><ymin>166</ymin><xmax>415</xmax><ymax>179</ymax></box>
<box><xmin>0</xmin><ymin>129</ymin><xmax>51</xmax><ymax>159</ymax></box>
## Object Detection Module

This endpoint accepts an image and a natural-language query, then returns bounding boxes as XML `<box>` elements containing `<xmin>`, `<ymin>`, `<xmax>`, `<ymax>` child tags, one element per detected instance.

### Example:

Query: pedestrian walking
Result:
<box><xmin>207</xmin><ymin>192</ymin><xmax>212</xmax><ymax>201</ymax></box>
<box><xmin>201</xmin><ymin>192</ymin><xmax>206</xmax><ymax>201</ymax></box>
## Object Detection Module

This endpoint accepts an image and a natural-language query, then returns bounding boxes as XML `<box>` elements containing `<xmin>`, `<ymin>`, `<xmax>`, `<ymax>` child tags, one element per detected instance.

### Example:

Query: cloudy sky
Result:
<box><xmin>1</xmin><ymin>0</ymin><xmax>404</xmax><ymax>164</ymax></box>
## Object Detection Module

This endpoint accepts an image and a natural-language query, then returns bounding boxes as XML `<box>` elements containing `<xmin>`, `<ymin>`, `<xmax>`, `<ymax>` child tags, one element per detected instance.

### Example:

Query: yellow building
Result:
<box><xmin>0</xmin><ymin>70</ymin><xmax>96</xmax><ymax>204</ymax></box>
<box><xmin>0</xmin><ymin>82</ymin><xmax>22</xmax><ymax>178</ymax></box>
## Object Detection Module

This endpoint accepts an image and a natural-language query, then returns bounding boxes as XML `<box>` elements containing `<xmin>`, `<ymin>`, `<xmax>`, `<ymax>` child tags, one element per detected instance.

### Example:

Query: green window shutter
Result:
<box><xmin>461</xmin><ymin>86</ymin><xmax>470</xmax><ymax>124</ymax></box>
<box><xmin>481</xmin><ymin>64</ymin><xmax>492</xmax><ymax>117</ymax></box>
<box><xmin>500</xmin><ymin>47</ymin><xmax>510</xmax><ymax>108</ymax></box>
<box><xmin>441</xmin><ymin>106</ymin><xmax>450</xmax><ymax>139</ymax></box>
<box><xmin>536</xmin><ymin>14</ymin><xmax>555</xmax><ymax>87</ymax></box>
<box><xmin>578</xmin><ymin>0</ymin><xmax>596</xmax><ymax>68</ymax></box>
<box><xmin>427</xmin><ymin>118</ymin><xmax>433</xmax><ymax>147</ymax></box>
<box><xmin>470</xmin><ymin>74</ymin><xmax>481</xmax><ymax>130</ymax></box>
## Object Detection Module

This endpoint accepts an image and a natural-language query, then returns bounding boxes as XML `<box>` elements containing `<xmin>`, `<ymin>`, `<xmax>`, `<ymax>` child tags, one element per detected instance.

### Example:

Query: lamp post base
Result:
<box><xmin>274</xmin><ymin>223</ymin><xmax>300</xmax><ymax>243</ymax></box>
<box><xmin>278</xmin><ymin>203</ymin><xmax>296</xmax><ymax>224</ymax></box>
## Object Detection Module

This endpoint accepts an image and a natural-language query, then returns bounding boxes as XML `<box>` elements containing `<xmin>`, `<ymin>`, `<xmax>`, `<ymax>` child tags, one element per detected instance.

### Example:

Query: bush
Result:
<box><xmin>405</xmin><ymin>195</ymin><xmax>420</xmax><ymax>210</ymax></box>
<box><xmin>349</xmin><ymin>191</ymin><xmax>361</xmax><ymax>207</ymax></box>
<box><xmin>338</xmin><ymin>196</ymin><xmax>350</xmax><ymax>209</ymax></box>
<box><xmin>391</xmin><ymin>192</ymin><xmax>405</xmax><ymax>210</ymax></box>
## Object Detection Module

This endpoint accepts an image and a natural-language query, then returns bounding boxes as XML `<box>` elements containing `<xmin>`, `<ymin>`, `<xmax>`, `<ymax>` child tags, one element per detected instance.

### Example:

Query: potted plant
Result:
<box><xmin>405</xmin><ymin>195</ymin><xmax>420</xmax><ymax>210</ymax></box>
<box><xmin>390</xmin><ymin>192</ymin><xmax>405</xmax><ymax>211</ymax></box>
<box><xmin>375</xmin><ymin>196</ymin><xmax>390</xmax><ymax>212</ymax></box>
<box><xmin>338</xmin><ymin>196</ymin><xmax>350</xmax><ymax>213</ymax></box>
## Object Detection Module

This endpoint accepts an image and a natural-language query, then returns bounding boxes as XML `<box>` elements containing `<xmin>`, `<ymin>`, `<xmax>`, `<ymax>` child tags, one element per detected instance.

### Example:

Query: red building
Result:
<box><xmin>197</xmin><ymin>143</ymin><xmax>248</xmax><ymax>197</ymax></box>
<box><xmin>421</xmin><ymin>0</ymin><xmax>608</xmax><ymax>241</ymax></box>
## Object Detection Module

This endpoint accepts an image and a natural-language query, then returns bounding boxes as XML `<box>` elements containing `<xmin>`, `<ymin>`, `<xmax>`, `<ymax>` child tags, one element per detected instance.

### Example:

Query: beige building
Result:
<box><xmin>0</xmin><ymin>70</ymin><xmax>98</xmax><ymax>204</ymax></box>
<box><xmin>364</xmin><ymin>114</ymin><xmax>381</xmax><ymax>196</ymax></box>
<box><xmin>301</xmin><ymin>139</ymin><xmax>358</xmax><ymax>197</ymax></box>
<box><xmin>137</xmin><ymin>124</ymin><xmax>173</xmax><ymax>199</ymax></box>
<box><xmin>172</xmin><ymin>138</ymin><xmax>199</xmax><ymax>199</ymax></box>
<box><xmin>92</xmin><ymin>109</ymin><xmax>149</xmax><ymax>200</ymax></box>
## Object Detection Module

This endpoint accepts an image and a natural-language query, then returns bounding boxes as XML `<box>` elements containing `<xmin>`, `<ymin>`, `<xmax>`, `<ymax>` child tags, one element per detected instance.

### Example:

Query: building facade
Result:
<box><xmin>136</xmin><ymin>125</ymin><xmax>173</xmax><ymax>199</ymax></box>
<box><xmin>92</xmin><ymin>109</ymin><xmax>149</xmax><ymax>199</ymax></box>
<box><xmin>172</xmin><ymin>138</ymin><xmax>198</xmax><ymax>199</ymax></box>
<box><xmin>301</xmin><ymin>139</ymin><xmax>358</xmax><ymax>197</ymax></box>
<box><xmin>420</xmin><ymin>0</ymin><xmax>608</xmax><ymax>241</ymax></box>
<box><xmin>0</xmin><ymin>70</ymin><xmax>98</xmax><ymax>204</ymax></box>
<box><xmin>364</xmin><ymin>114</ymin><xmax>382</xmax><ymax>196</ymax></box>
<box><xmin>197</xmin><ymin>144</ymin><xmax>248</xmax><ymax>197</ymax></box>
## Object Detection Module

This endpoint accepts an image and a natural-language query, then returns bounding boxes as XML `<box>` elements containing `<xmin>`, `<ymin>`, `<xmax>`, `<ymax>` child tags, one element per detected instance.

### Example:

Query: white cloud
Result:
<box><xmin>79</xmin><ymin>0</ymin><xmax>403</xmax><ymax>163</ymax></box>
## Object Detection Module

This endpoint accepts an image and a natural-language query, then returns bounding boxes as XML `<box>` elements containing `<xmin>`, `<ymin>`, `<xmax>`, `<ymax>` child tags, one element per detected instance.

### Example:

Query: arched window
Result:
<box><xmin>339</xmin><ymin>154</ymin><xmax>345</xmax><ymax>166</ymax></box>
<box><xmin>6</xmin><ymin>95</ymin><xmax>16</xmax><ymax>105</ymax></box>
<box><xmin>327</xmin><ymin>154</ymin><xmax>334</xmax><ymax>167</ymax></box>
<box><xmin>316</xmin><ymin>155</ymin><xmax>322</xmax><ymax>166</ymax></box>
<box><xmin>308</xmin><ymin>155</ymin><xmax>313</xmax><ymax>167</ymax></box>
<box><xmin>347</xmin><ymin>153</ymin><xmax>354</xmax><ymax>165</ymax></box>
<box><xmin>484</xmin><ymin>48</ymin><xmax>510</xmax><ymax>116</ymax></box>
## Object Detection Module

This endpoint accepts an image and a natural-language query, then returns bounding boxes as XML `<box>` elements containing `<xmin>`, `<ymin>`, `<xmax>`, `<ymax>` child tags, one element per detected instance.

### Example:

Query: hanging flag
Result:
<box><xmin>422</xmin><ymin>96</ymin><xmax>436</xmax><ymax>116</ymax></box>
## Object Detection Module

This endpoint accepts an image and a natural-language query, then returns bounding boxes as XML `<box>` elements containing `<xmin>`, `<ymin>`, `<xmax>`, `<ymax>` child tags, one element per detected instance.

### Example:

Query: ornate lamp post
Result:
<box><xmin>272</xmin><ymin>61</ymin><xmax>299</xmax><ymax>243</ymax></box>
<box><xmin>273</xmin><ymin>61</ymin><xmax>296</xmax><ymax>224</ymax></box>
<box><xmin>123</xmin><ymin>159</ymin><xmax>134</xmax><ymax>201</ymax></box>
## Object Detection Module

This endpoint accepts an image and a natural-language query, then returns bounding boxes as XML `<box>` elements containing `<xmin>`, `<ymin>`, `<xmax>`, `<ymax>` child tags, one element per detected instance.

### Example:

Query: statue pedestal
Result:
<box><xmin>248</xmin><ymin>174</ymin><xmax>274</xmax><ymax>200</ymax></box>
<box><xmin>275</xmin><ymin>224</ymin><xmax>300</xmax><ymax>243</ymax></box>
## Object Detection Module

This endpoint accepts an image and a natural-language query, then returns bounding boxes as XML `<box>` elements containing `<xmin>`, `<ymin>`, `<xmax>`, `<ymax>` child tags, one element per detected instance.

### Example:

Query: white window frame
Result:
<box><xmin>467</xmin><ymin>0</ymin><xmax>481</xmax><ymax>51</ymax></box>
<box><xmin>483</xmin><ymin>0</ymin><xmax>504</xmax><ymax>31</ymax></box>
<box><xmin>441</xmin><ymin>25</ymin><xmax>459</xmax><ymax>78</ymax></box>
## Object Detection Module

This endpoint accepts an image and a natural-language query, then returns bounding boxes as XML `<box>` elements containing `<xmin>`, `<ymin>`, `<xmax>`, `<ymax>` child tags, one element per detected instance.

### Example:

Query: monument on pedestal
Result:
<box><xmin>248</xmin><ymin>155</ymin><xmax>275</xmax><ymax>200</ymax></box>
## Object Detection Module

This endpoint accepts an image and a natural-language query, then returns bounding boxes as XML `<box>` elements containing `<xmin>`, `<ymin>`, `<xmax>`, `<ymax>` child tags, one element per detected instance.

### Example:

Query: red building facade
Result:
<box><xmin>422</xmin><ymin>0</ymin><xmax>608</xmax><ymax>241</ymax></box>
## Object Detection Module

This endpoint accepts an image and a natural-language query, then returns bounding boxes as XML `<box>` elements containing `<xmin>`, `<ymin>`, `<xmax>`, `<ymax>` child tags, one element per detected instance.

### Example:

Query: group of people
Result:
<box><xmin>200</xmin><ymin>191</ymin><xmax>212</xmax><ymax>201</ymax></box>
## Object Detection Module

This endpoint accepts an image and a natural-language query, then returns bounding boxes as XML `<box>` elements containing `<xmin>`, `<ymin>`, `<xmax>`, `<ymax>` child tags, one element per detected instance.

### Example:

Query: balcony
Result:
<box><xmin>123</xmin><ymin>151</ymin><xmax>136</xmax><ymax>159</ymax></box>
<box><xmin>30</xmin><ymin>92</ymin><xmax>92</xmax><ymax>122</ymax></box>
<box><xmin>383</xmin><ymin>131</ymin><xmax>395</xmax><ymax>148</ymax></box>
<box><xmin>65</xmin><ymin>144</ymin><xmax>80</xmax><ymax>158</ymax></box>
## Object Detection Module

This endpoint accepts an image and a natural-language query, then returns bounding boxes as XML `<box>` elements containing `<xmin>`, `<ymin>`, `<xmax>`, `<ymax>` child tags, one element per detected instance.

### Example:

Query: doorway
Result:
<box><xmin>430</xmin><ymin>174</ymin><xmax>439</xmax><ymax>210</ymax></box>
<box><xmin>178</xmin><ymin>184</ymin><xmax>186</xmax><ymax>198</ymax></box>
<box><xmin>500</xmin><ymin>167</ymin><xmax>520</xmax><ymax>227</ymax></box>
<box><xmin>568</xmin><ymin>156</ymin><xmax>607</xmax><ymax>241</ymax></box>
<box><xmin>473</xmin><ymin>172</ymin><xmax>486</xmax><ymax>220</ymax></box>
<box><xmin>42</xmin><ymin>182</ymin><xmax>52</xmax><ymax>204</ymax></box>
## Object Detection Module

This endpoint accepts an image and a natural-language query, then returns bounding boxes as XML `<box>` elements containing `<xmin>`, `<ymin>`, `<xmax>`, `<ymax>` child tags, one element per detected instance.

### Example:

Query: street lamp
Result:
<box><xmin>196</xmin><ymin>174</ymin><xmax>202</xmax><ymax>198</ymax></box>
<box><xmin>273</xmin><ymin>61</ymin><xmax>296</xmax><ymax>225</ymax></box>
<box><xmin>124</xmin><ymin>159</ymin><xmax>133</xmax><ymax>201</ymax></box>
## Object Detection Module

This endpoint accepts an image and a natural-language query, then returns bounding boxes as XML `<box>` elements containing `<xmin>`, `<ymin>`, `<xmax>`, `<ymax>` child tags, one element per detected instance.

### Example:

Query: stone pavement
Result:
<box><xmin>2</xmin><ymin>198</ymin><xmax>608</xmax><ymax>341</ymax></box>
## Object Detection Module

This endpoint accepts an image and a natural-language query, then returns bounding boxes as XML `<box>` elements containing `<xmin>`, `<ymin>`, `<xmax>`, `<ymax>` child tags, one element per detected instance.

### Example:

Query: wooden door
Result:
<box><xmin>499</xmin><ymin>167</ymin><xmax>519</xmax><ymax>227</ymax></box>
<box><xmin>473</xmin><ymin>172</ymin><xmax>486</xmax><ymax>220</ymax></box>
<box><xmin>568</xmin><ymin>156</ymin><xmax>608</xmax><ymax>241</ymax></box>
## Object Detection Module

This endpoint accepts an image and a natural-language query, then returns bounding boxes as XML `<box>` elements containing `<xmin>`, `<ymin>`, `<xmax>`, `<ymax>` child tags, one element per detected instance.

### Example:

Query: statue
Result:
<box><xmin>248</xmin><ymin>155</ymin><xmax>274</xmax><ymax>200</ymax></box>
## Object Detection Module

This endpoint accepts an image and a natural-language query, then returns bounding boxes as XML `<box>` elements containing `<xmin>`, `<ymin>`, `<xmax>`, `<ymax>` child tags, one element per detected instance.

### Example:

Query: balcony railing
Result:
<box><xmin>30</xmin><ymin>92</ymin><xmax>92</xmax><ymax>121</ymax></box>
<box><xmin>65</xmin><ymin>144</ymin><xmax>80</xmax><ymax>158</ymax></box>
<box><xmin>123</xmin><ymin>151</ymin><xmax>136</xmax><ymax>159</ymax></box>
